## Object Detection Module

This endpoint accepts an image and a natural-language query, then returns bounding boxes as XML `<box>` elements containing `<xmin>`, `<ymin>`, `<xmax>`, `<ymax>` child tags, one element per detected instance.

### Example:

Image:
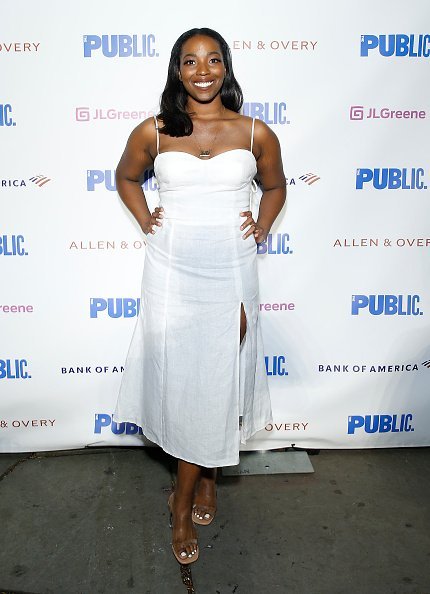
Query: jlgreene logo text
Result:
<box><xmin>76</xmin><ymin>107</ymin><xmax>153</xmax><ymax>122</ymax></box>
<box><xmin>350</xmin><ymin>106</ymin><xmax>426</xmax><ymax>120</ymax></box>
<box><xmin>83</xmin><ymin>35</ymin><xmax>157</xmax><ymax>58</ymax></box>
<box><xmin>360</xmin><ymin>34</ymin><xmax>430</xmax><ymax>57</ymax></box>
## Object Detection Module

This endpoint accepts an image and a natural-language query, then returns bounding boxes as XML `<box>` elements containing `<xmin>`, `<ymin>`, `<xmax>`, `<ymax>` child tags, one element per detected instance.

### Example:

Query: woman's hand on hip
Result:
<box><xmin>240</xmin><ymin>210</ymin><xmax>267</xmax><ymax>243</ymax></box>
<box><xmin>143</xmin><ymin>206</ymin><xmax>164</xmax><ymax>235</ymax></box>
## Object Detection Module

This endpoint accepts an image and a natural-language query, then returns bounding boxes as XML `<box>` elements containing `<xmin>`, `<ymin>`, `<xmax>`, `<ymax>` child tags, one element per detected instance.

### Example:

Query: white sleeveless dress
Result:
<box><xmin>114</xmin><ymin>118</ymin><xmax>272</xmax><ymax>467</ymax></box>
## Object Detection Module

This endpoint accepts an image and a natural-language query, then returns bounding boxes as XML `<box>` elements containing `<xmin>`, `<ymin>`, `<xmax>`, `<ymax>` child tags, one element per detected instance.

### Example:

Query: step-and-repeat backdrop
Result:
<box><xmin>1</xmin><ymin>0</ymin><xmax>429</xmax><ymax>453</ymax></box>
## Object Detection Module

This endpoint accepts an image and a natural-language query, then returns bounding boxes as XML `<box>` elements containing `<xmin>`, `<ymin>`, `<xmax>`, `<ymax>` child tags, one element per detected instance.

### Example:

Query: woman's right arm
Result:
<box><xmin>116</xmin><ymin>118</ymin><xmax>163</xmax><ymax>235</ymax></box>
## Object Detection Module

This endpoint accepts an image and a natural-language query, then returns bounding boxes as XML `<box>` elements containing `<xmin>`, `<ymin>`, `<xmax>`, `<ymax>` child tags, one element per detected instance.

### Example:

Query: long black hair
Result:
<box><xmin>158</xmin><ymin>28</ymin><xmax>243</xmax><ymax>137</ymax></box>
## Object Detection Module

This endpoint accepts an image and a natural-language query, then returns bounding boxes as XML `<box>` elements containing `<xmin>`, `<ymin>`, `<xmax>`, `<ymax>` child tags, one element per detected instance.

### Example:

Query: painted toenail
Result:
<box><xmin>181</xmin><ymin>552</ymin><xmax>187</xmax><ymax>557</ymax></box>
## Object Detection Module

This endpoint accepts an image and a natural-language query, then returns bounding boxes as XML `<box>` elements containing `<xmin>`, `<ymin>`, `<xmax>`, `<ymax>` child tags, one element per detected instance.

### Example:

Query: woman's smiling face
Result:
<box><xmin>179</xmin><ymin>35</ymin><xmax>226</xmax><ymax>104</ymax></box>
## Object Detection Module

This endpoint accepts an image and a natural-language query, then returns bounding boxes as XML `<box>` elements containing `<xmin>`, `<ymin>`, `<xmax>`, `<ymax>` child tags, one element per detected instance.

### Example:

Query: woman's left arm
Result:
<box><xmin>241</xmin><ymin>119</ymin><xmax>286</xmax><ymax>242</ymax></box>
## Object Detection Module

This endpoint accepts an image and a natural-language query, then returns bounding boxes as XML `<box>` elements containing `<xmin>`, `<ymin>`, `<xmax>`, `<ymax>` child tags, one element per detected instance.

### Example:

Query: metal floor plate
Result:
<box><xmin>222</xmin><ymin>451</ymin><xmax>315</xmax><ymax>476</ymax></box>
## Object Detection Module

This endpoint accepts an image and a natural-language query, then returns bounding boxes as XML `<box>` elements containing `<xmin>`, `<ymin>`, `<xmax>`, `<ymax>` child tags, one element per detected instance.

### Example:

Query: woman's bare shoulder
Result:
<box><xmin>125</xmin><ymin>115</ymin><xmax>159</xmax><ymax>152</ymax></box>
<box><xmin>225</xmin><ymin>111</ymin><xmax>251</xmax><ymax>126</ymax></box>
<box><xmin>130</xmin><ymin>115</ymin><xmax>158</xmax><ymax>137</ymax></box>
<box><xmin>224</xmin><ymin>111</ymin><xmax>259</xmax><ymax>139</ymax></box>
<box><xmin>224</xmin><ymin>111</ymin><xmax>273</xmax><ymax>137</ymax></box>
<box><xmin>253</xmin><ymin>116</ymin><xmax>279</xmax><ymax>143</ymax></box>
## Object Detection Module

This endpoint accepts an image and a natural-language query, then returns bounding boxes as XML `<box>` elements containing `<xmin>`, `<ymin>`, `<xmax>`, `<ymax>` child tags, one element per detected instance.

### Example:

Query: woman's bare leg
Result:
<box><xmin>193</xmin><ymin>467</ymin><xmax>217</xmax><ymax>521</ymax></box>
<box><xmin>193</xmin><ymin>305</ymin><xmax>246</xmax><ymax>520</ymax></box>
<box><xmin>240</xmin><ymin>303</ymin><xmax>247</xmax><ymax>344</ymax></box>
<box><xmin>172</xmin><ymin>459</ymin><xmax>201</xmax><ymax>558</ymax></box>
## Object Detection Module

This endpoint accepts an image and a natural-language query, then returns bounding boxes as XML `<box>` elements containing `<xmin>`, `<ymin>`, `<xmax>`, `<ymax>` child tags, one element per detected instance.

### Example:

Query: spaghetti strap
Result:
<box><xmin>153</xmin><ymin>114</ymin><xmax>160</xmax><ymax>155</ymax></box>
<box><xmin>250</xmin><ymin>117</ymin><xmax>256</xmax><ymax>152</ymax></box>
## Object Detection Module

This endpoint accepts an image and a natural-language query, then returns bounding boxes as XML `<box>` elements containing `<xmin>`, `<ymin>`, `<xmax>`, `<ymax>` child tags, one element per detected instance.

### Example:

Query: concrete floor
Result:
<box><xmin>0</xmin><ymin>447</ymin><xmax>429</xmax><ymax>594</ymax></box>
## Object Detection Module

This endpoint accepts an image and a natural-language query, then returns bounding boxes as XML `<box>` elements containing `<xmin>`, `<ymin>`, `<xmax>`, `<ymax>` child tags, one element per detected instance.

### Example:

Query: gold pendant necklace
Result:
<box><xmin>191</xmin><ymin>108</ymin><xmax>225</xmax><ymax>159</ymax></box>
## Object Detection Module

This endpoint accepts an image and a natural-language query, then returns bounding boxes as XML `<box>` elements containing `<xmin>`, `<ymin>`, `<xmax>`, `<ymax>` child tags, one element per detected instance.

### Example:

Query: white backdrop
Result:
<box><xmin>1</xmin><ymin>0</ymin><xmax>429</xmax><ymax>453</ymax></box>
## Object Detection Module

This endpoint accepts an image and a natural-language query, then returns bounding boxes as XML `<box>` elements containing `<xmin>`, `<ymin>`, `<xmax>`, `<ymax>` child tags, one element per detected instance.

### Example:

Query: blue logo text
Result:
<box><xmin>348</xmin><ymin>413</ymin><xmax>413</xmax><ymax>434</ymax></box>
<box><xmin>86</xmin><ymin>169</ymin><xmax>156</xmax><ymax>192</ymax></box>
<box><xmin>83</xmin><ymin>35</ymin><xmax>157</xmax><ymax>58</ymax></box>
<box><xmin>0</xmin><ymin>235</ymin><xmax>27</xmax><ymax>256</ymax></box>
<box><xmin>242</xmin><ymin>102</ymin><xmax>288</xmax><ymax>125</ymax></box>
<box><xmin>90</xmin><ymin>297</ymin><xmax>141</xmax><ymax>318</ymax></box>
<box><xmin>0</xmin><ymin>359</ymin><xmax>30</xmax><ymax>379</ymax></box>
<box><xmin>94</xmin><ymin>413</ymin><xmax>144</xmax><ymax>435</ymax></box>
<box><xmin>0</xmin><ymin>103</ymin><xmax>16</xmax><ymax>126</ymax></box>
<box><xmin>351</xmin><ymin>294</ymin><xmax>421</xmax><ymax>316</ymax></box>
<box><xmin>257</xmin><ymin>233</ymin><xmax>292</xmax><ymax>255</ymax></box>
<box><xmin>356</xmin><ymin>168</ymin><xmax>426</xmax><ymax>189</ymax></box>
<box><xmin>360</xmin><ymin>34</ymin><xmax>430</xmax><ymax>57</ymax></box>
<box><xmin>265</xmin><ymin>355</ymin><xmax>288</xmax><ymax>376</ymax></box>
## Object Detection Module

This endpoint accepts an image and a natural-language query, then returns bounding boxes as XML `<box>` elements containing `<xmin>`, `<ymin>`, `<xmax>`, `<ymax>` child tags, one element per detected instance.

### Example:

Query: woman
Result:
<box><xmin>114</xmin><ymin>27</ymin><xmax>286</xmax><ymax>564</ymax></box>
